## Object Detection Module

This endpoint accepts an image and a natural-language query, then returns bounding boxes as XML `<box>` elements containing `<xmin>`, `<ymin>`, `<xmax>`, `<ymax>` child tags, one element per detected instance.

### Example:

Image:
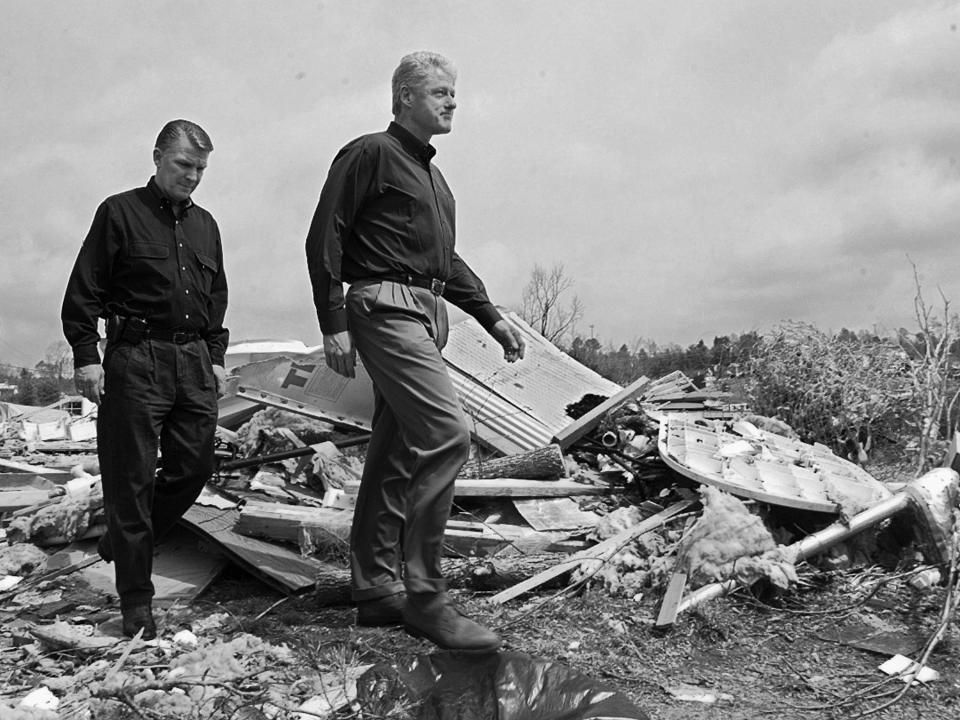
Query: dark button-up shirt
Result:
<box><xmin>305</xmin><ymin>122</ymin><xmax>502</xmax><ymax>335</ymax></box>
<box><xmin>62</xmin><ymin>177</ymin><xmax>229</xmax><ymax>367</ymax></box>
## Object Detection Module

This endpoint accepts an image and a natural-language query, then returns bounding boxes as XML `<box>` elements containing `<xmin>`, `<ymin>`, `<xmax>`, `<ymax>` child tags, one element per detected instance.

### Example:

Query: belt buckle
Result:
<box><xmin>172</xmin><ymin>331</ymin><xmax>188</xmax><ymax>344</ymax></box>
<box><xmin>430</xmin><ymin>278</ymin><xmax>445</xmax><ymax>295</ymax></box>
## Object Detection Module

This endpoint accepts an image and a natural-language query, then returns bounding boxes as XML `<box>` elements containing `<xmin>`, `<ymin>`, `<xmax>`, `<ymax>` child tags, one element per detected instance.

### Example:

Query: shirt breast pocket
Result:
<box><xmin>195</xmin><ymin>252</ymin><xmax>219</xmax><ymax>292</ymax></box>
<box><xmin>129</xmin><ymin>243</ymin><xmax>169</xmax><ymax>259</ymax></box>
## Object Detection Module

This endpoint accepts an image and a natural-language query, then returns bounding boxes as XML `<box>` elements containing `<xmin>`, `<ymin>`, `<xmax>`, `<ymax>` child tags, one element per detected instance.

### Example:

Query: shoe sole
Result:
<box><xmin>356</xmin><ymin>616</ymin><xmax>405</xmax><ymax>628</ymax></box>
<box><xmin>403</xmin><ymin>623</ymin><xmax>501</xmax><ymax>653</ymax></box>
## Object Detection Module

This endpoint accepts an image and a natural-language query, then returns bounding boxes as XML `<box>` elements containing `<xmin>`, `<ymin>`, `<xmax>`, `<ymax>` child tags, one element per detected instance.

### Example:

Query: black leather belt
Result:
<box><xmin>378</xmin><ymin>273</ymin><xmax>446</xmax><ymax>295</ymax></box>
<box><xmin>147</xmin><ymin>327</ymin><xmax>200</xmax><ymax>344</ymax></box>
<box><xmin>109</xmin><ymin>316</ymin><xmax>199</xmax><ymax>344</ymax></box>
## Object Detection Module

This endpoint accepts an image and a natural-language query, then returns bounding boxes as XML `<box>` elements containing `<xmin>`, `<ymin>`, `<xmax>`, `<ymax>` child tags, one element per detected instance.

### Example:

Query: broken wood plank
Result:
<box><xmin>458</xmin><ymin>444</ymin><xmax>567</xmax><ymax>480</ymax></box>
<box><xmin>341</xmin><ymin>477</ymin><xmax>609</xmax><ymax>499</ymax></box>
<box><xmin>235</xmin><ymin>501</ymin><xmax>352</xmax><ymax>544</ymax></box>
<box><xmin>551</xmin><ymin>375</ymin><xmax>650</xmax><ymax>450</ymax></box>
<box><xmin>56</xmin><ymin>528</ymin><xmax>227</xmax><ymax>607</ymax></box>
<box><xmin>489</xmin><ymin>499</ymin><xmax>696</xmax><ymax>604</ymax></box>
<box><xmin>0</xmin><ymin>473</ymin><xmax>69</xmax><ymax>490</ymax></box>
<box><xmin>0</xmin><ymin>458</ymin><xmax>63</xmax><ymax>474</ymax></box>
<box><xmin>0</xmin><ymin>489</ymin><xmax>55</xmax><ymax>513</ymax></box>
<box><xmin>181</xmin><ymin>503</ymin><xmax>325</xmax><ymax>595</ymax></box>
<box><xmin>655</xmin><ymin>570</ymin><xmax>688</xmax><ymax>629</ymax></box>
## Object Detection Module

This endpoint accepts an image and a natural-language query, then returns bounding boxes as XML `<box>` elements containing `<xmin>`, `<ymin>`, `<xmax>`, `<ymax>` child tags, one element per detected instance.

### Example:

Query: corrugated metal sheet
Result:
<box><xmin>225</xmin><ymin>313</ymin><xmax>622</xmax><ymax>454</ymax></box>
<box><xmin>443</xmin><ymin>311</ymin><xmax>622</xmax><ymax>453</ymax></box>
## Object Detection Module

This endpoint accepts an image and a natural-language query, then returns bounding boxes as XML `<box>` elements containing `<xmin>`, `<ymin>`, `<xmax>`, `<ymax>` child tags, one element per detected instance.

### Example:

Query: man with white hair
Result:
<box><xmin>306</xmin><ymin>52</ymin><xmax>524</xmax><ymax>651</ymax></box>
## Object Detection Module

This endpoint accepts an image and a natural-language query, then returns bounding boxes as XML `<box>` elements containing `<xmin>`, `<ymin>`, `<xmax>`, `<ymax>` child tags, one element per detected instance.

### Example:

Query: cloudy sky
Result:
<box><xmin>2</xmin><ymin>1</ymin><xmax>959</xmax><ymax>367</ymax></box>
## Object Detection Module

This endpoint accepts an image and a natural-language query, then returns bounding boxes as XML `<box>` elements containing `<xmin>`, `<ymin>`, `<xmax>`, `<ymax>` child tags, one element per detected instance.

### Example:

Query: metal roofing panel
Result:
<box><xmin>443</xmin><ymin>311</ymin><xmax>623</xmax><ymax>440</ymax></box>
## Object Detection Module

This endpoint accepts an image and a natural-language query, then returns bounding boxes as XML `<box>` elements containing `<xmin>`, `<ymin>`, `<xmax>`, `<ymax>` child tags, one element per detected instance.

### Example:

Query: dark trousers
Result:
<box><xmin>345</xmin><ymin>280</ymin><xmax>471</xmax><ymax>601</ymax></box>
<box><xmin>97</xmin><ymin>337</ymin><xmax>217</xmax><ymax>608</ymax></box>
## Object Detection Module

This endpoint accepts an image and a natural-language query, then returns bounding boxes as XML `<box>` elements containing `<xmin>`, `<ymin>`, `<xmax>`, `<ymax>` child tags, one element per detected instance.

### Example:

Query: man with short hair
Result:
<box><xmin>306</xmin><ymin>52</ymin><xmax>525</xmax><ymax>652</ymax></box>
<box><xmin>62</xmin><ymin>119</ymin><xmax>228</xmax><ymax>640</ymax></box>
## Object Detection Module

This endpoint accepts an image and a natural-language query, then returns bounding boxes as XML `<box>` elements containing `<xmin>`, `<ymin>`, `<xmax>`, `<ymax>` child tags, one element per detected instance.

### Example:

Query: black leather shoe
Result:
<box><xmin>97</xmin><ymin>533</ymin><xmax>113</xmax><ymax>563</ymax></box>
<box><xmin>121</xmin><ymin>604</ymin><xmax>156</xmax><ymax>640</ymax></box>
<box><xmin>356</xmin><ymin>593</ymin><xmax>405</xmax><ymax>627</ymax></box>
<box><xmin>403</xmin><ymin>593</ymin><xmax>501</xmax><ymax>652</ymax></box>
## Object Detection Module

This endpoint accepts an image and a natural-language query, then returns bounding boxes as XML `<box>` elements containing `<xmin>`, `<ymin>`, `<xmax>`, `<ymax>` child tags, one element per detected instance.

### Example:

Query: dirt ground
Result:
<box><xmin>179</xmin><ymin>557</ymin><xmax>959</xmax><ymax>720</ymax></box>
<box><xmin>2</xmin><ymin>535</ymin><xmax>958</xmax><ymax>718</ymax></box>
<box><xmin>3</xmin><ymin>453</ymin><xmax>958</xmax><ymax>718</ymax></box>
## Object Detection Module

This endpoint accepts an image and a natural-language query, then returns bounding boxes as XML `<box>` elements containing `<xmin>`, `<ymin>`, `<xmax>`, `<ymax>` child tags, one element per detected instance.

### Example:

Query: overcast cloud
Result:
<box><xmin>1</xmin><ymin>1</ymin><xmax>958</xmax><ymax>367</ymax></box>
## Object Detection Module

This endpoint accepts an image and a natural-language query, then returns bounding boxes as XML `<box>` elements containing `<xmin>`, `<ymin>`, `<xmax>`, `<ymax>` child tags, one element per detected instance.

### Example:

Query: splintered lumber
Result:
<box><xmin>551</xmin><ymin>375</ymin><xmax>651</xmax><ymax>449</ymax></box>
<box><xmin>339</xmin><ymin>477</ymin><xmax>608</xmax><ymax>499</ymax></box>
<box><xmin>489</xmin><ymin>499</ymin><xmax>696</xmax><ymax>604</ymax></box>
<box><xmin>29</xmin><ymin>622</ymin><xmax>118</xmax><ymax>652</ymax></box>
<box><xmin>458</xmin><ymin>444</ymin><xmax>566</xmax><ymax>480</ymax></box>
<box><xmin>181</xmin><ymin>504</ymin><xmax>324</xmax><ymax>594</ymax></box>
<box><xmin>235</xmin><ymin>501</ymin><xmax>352</xmax><ymax>544</ymax></box>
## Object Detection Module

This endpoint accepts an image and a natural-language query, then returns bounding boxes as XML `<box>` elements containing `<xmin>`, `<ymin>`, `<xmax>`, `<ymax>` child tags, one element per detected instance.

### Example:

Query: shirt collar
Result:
<box><xmin>387</xmin><ymin>121</ymin><xmax>436</xmax><ymax>164</ymax></box>
<box><xmin>147</xmin><ymin>176</ymin><xmax>194</xmax><ymax>213</ymax></box>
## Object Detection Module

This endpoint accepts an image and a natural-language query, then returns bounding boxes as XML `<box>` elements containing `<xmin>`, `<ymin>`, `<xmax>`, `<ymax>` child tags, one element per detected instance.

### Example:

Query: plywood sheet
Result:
<box><xmin>182</xmin><ymin>504</ymin><xmax>324</xmax><ymax>594</ymax></box>
<box><xmin>46</xmin><ymin>526</ymin><xmax>226</xmax><ymax>607</ymax></box>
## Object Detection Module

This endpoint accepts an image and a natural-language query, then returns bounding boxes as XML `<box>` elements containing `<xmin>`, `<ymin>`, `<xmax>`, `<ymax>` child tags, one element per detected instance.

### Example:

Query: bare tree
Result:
<box><xmin>39</xmin><ymin>340</ymin><xmax>73</xmax><ymax>383</ymax></box>
<box><xmin>519</xmin><ymin>263</ymin><xmax>583</xmax><ymax>346</ymax></box>
<box><xmin>898</xmin><ymin>263</ymin><xmax>960</xmax><ymax>474</ymax></box>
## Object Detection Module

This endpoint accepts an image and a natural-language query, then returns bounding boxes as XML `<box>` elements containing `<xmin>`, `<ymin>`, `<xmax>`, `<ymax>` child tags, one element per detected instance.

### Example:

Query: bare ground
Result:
<box><xmin>183</xmin><ymin>558</ymin><xmax>960</xmax><ymax>720</ymax></box>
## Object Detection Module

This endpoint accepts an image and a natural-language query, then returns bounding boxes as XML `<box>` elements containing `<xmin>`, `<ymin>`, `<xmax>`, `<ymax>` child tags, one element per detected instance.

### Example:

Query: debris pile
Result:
<box><xmin>1</xmin><ymin>312</ymin><xmax>958</xmax><ymax>716</ymax></box>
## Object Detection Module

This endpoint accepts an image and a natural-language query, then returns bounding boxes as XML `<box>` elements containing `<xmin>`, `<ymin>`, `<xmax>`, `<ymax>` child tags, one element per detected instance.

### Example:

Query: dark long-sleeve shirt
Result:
<box><xmin>62</xmin><ymin>177</ymin><xmax>229</xmax><ymax>367</ymax></box>
<box><xmin>305</xmin><ymin>122</ymin><xmax>502</xmax><ymax>335</ymax></box>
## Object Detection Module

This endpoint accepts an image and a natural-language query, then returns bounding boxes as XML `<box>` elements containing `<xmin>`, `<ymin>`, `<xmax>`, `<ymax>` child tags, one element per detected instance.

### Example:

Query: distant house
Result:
<box><xmin>0</xmin><ymin>382</ymin><xmax>16</xmax><ymax>401</ymax></box>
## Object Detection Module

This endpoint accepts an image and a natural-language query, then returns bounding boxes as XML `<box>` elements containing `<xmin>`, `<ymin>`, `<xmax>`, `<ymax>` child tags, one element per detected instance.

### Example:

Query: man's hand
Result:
<box><xmin>212</xmin><ymin>364</ymin><xmax>227</xmax><ymax>397</ymax></box>
<box><xmin>74</xmin><ymin>364</ymin><xmax>105</xmax><ymax>404</ymax></box>
<box><xmin>490</xmin><ymin>319</ymin><xmax>526</xmax><ymax>363</ymax></box>
<box><xmin>324</xmin><ymin>331</ymin><xmax>357</xmax><ymax>378</ymax></box>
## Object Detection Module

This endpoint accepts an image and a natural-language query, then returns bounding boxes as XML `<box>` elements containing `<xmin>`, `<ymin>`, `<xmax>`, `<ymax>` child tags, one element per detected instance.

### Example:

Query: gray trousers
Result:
<box><xmin>345</xmin><ymin>280</ymin><xmax>471</xmax><ymax>601</ymax></box>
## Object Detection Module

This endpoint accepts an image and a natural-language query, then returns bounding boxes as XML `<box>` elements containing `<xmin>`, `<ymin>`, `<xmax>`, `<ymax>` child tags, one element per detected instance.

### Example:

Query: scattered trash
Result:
<box><xmin>356</xmin><ymin>650</ymin><xmax>650</xmax><ymax>720</ymax></box>
<box><xmin>879</xmin><ymin>654</ymin><xmax>941</xmax><ymax>684</ymax></box>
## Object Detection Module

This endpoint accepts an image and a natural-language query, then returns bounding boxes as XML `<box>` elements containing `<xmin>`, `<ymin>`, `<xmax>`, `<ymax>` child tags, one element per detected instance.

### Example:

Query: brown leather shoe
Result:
<box><xmin>356</xmin><ymin>593</ymin><xmax>405</xmax><ymax>627</ymax></box>
<box><xmin>121</xmin><ymin>604</ymin><xmax>156</xmax><ymax>640</ymax></box>
<box><xmin>403</xmin><ymin>593</ymin><xmax>501</xmax><ymax>652</ymax></box>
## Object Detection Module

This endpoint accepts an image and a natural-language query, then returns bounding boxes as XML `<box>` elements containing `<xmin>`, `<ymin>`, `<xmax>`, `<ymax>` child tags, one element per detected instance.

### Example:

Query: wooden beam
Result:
<box><xmin>551</xmin><ymin>375</ymin><xmax>650</xmax><ymax>450</ymax></box>
<box><xmin>458</xmin><ymin>444</ymin><xmax>567</xmax><ymax>480</ymax></box>
<box><xmin>340</xmin><ymin>477</ymin><xmax>608</xmax><ymax>499</ymax></box>
<box><xmin>489</xmin><ymin>499</ymin><xmax>696</xmax><ymax>604</ymax></box>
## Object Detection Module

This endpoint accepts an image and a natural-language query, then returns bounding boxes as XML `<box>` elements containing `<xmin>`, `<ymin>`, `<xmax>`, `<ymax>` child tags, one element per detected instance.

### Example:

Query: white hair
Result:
<box><xmin>391</xmin><ymin>51</ymin><xmax>456</xmax><ymax>115</ymax></box>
